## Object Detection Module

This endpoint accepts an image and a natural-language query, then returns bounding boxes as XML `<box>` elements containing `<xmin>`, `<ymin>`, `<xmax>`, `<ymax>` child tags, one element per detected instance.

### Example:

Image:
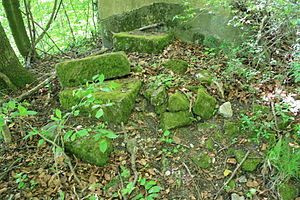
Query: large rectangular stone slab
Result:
<box><xmin>59</xmin><ymin>78</ymin><xmax>142</xmax><ymax>123</ymax></box>
<box><xmin>56</xmin><ymin>52</ymin><xmax>130</xmax><ymax>87</ymax></box>
<box><xmin>113</xmin><ymin>32</ymin><xmax>173</xmax><ymax>54</ymax></box>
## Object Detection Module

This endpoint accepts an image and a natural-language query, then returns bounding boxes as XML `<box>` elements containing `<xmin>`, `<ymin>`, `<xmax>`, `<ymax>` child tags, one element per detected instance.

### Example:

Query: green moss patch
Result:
<box><xmin>191</xmin><ymin>151</ymin><xmax>212</xmax><ymax>169</ymax></box>
<box><xmin>65</xmin><ymin>136</ymin><xmax>112</xmax><ymax>167</ymax></box>
<box><xmin>59</xmin><ymin>78</ymin><xmax>142</xmax><ymax>124</ymax></box>
<box><xmin>278</xmin><ymin>183</ymin><xmax>299</xmax><ymax>200</ymax></box>
<box><xmin>160</xmin><ymin>111</ymin><xmax>193</xmax><ymax>130</ymax></box>
<box><xmin>234</xmin><ymin>149</ymin><xmax>262</xmax><ymax>172</ymax></box>
<box><xmin>56</xmin><ymin>52</ymin><xmax>130</xmax><ymax>87</ymax></box>
<box><xmin>192</xmin><ymin>88</ymin><xmax>217</xmax><ymax>120</ymax></box>
<box><xmin>167</xmin><ymin>91</ymin><xmax>189</xmax><ymax>112</ymax></box>
<box><xmin>224</xmin><ymin>122</ymin><xmax>240</xmax><ymax>136</ymax></box>
<box><xmin>113</xmin><ymin>31</ymin><xmax>173</xmax><ymax>54</ymax></box>
<box><xmin>163</xmin><ymin>59</ymin><xmax>188</xmax><ymax>75</ymax></box>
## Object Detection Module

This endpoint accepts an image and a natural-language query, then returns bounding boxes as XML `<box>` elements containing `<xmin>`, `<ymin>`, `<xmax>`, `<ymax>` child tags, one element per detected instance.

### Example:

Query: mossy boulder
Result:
<box><xmin>144</xmin><ymin>86</ymin><xmax>168</xmax><ymax>114</ymax></box>
<box><xmin>113</xmin><ymin>31</ymin><xmax>173</xmax><ymax>54</ymax></box>
<box><xmin>234</xmin><ymin>149</ymin><xmax>262</xmax><ymax>172</ymax></box>
<box><xmin>163</xmin><ymin>59</ymin><xmax>188</xmax><ymax>75</ymax></box>
<box><xmin>278</xmin><ymin>183</ymin><xmax>299</xmax><ymax>200</ymax></box>
<box><xmin>160</xmin><ymin>111</ymin><xmax>193</xmax><ymax>130</ymax></box>
<box><xmin>56</xmin><ymin>52</ymin><xmax>130</xmax><ymax>87</ymax></box>
<box><xmin>224</xmin><ymin>122</ymin><xmax>240</xmax><ymax>136</ymax></box>
<box><xmin>59</xmin><ymin>78</ymin><xmax>142</xmax><ymax>123</ymax></box>
<box><xmin>192</xmin><ymin>88</ymin><xmax>217</xmax><ymax>120</ymax></box>
<box><xmin>191</xmin><ymin>151</ymin><xmax>212</xmax><ymax>169</ymax></box>
<box><xmin>65</xmin><ymin>135</ymin><xmax>112</xmax><ymax>167</ymax></box>
<box><xmin>167</xmin><ymin>92</ymin><xmax>189</xmax><ymax>112</ymax></box>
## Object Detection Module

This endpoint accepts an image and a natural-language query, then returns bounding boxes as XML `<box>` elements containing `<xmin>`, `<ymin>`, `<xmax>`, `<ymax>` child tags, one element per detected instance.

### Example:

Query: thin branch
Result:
<box><xmin>214</xmin><ymin>151</ymin><xmax>250</xmax><ymax>199</ymax></box>
<box><xmin>16</xmin><ymin>74</ymin><xmax>56</xmax><ymax>101</ymax></box>
<box><xmin>34</xmin><ymin>0</ymin><xmax>59</xmax><ymax>44</ymax></box>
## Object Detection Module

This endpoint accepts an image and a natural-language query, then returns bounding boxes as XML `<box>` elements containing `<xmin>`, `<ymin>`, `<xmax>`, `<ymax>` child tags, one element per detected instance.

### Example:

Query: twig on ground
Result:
<box><xmin>214</xmin><ymin>150</ymin><xmax>250</xmax><ymax>199</ymax></box>
<box><xmin>16</xmin><ymin>74</ymin><xmax>56</xmax><ymax>101</ymax></box>
<box><xmin>0</xmin><ymin>159</ymin><xmax>21</xmax><ymax>180</ymax></box>
<box><xmin>182</xmin><ymin>162</ymin><xmax>202</xmax><ymax>200</ymax></box>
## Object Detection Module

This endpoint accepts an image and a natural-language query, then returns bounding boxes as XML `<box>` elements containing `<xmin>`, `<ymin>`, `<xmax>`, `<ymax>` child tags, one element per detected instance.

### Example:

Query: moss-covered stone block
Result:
<box><xmin>224</xmin><ymin>122</ymin><xmax>240</xmax><ymax>136</ymax></box>
<box><xmin>191</xmin><ymin>151</ymin><xmax>212</xmax><ymax>169</ymax></box>
<box><xmin>113</xmin><ymin>31</ymin><xmax>173</xmax><ymax>54</ymax></box>
<box><xmin>56</xmin><ymin>52</ymin><xmax>130</xmax><ymax>87</ymax></box>
<box><xmin>160</xmin><ymin>111</ymin><xmax>193</xmax><ymax>130</ymax></box>
<box><xmin>144</xmin><ymin>86</ymin><xmax>168</xmax><ymax>114</ymax></box>
<box><xmin>278</xmin><ymin>183</ymin><xmax>299</xmax><ymax>200</ymax></box>
<box><xmin>234</xmin><ymin>149</ymin><xmax>262</xmax><ymax>172</ymax></box>
<box><xmin>65</xmin><ymin>135</ymin><xmax>112</xmax><ymax>167</ymax></box>
<box><xmin>167</xmin><ymin>91</ymin><xmax>189</xmax><ymax>112</ymax></box>
<box><xmin>163</xmin><ymin>59</ymin><xmax>188</xmax><ymax>75</ymax></box>
<box><xmin>59</xmin><ymin>78</ymin><xmax>142</xmax><ymax>123</ymax></box>
<box><xmin>192</xmin><ymin>88</ymin><xmax>217</xmax><ymax>120</ymax></box>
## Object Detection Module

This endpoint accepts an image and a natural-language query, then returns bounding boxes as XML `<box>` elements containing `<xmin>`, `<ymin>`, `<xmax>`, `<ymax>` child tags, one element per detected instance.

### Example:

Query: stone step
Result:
<box><xmin>56</xmin><ymin>52</ymin><xmax>130</xmax><ymax>87</ymax></box>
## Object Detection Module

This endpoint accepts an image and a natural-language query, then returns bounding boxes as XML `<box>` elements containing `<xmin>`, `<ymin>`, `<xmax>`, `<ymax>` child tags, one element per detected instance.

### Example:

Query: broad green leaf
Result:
<box><xmin>71</xmin><ymin>134</ymin><xmax>76</xmax><ymax>141</ymax></box>
<box><xmin>145</xmin><ymin>181</ymin><xmax>157</xmax><ymax>190</ymax></box>
<box><xmin>133</xmin><ymin>194</ymin><xmax>143</xmax><ymax>200</ymax></box>
<box><xmin>77</xmin><ymin>129</ymin><xmax>89</xmax><ymax>137</ymax></box>
<box><xmin>163</xmin><ymin>130</ymin><xmax>170</xmax><ymax>137</ymax></box>
<box><xmin>95</xmin><ymin>109</ymin><xmax>104</xmax><ymax>119</ymax></box>
<box><xmin>51</xmin><ymin>116</ymin><xmax>61</xmax><ymax>121</ymax></box>
<box><xmin>98</xmin><ymin>74</ymin><xmax>105</xmax><ymax>82</ymax></box>
<box><xmin>64</xmin><ymin>130</ymin><xmax>74</xmax><ymax>140</ymax></box>
<box><xmin>17</xmin><ymin>105</ymin><xmax>27</xmax><ymax>116</ymax></box>
<box><xmin>99</xmin><ymin>87</ymin><xmax>111</xmax><ymax>92</ymax></box>
<box><xmin>0</xmin><ymin>118</ymin><xmax>5</xmax><ymax>127</ymax></box>
<box><xmin>99</xmin><ymin>139</ymin><xmax>108</xmax><ymax>153</ymax></box>
<box><xmin>55</xmin><ymin>109</ymin><xmax>62</xmax><ymax>119</ymax></box>
<box><xmin>73</xmin><ymin>110</ymin><xmax>80</xmax><ymax>116</ymax></box>
<box><xmin>139</xmin><ymin>177</ymin><xmax>146</xmax><ymax>186</ymax></box>
<box><xmin>38</xmin><ymin>139</ymin><xmax>45</xmax><ymax>147</ymax></box>
<box><xmin>148</xmin><ymin>186</ymin><xmax>161</xmax><ymax>193</ymax></box>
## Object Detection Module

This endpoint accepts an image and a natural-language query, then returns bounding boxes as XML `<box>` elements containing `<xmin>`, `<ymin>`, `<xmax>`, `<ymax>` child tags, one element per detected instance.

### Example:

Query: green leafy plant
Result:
<box><xmin>13</xmin><ymin>172</ymin><xmax>28</xmax><ymax>189</ymax></box>
<box><xmin>0</xmin><ymin>101</ymin><xmax>37</xmax><ymax>143</ymax></box>
<box><xmin>173</xmin><ymin>0</ymin><xmax>198</xmax><ymax>24</ymax></box>
<box><xmin>158</xmin><ymin>130</ymin><xmax>187</xmax><ymax>155</ymax></box>
<box><xmin>267</xmin><ymin>138</ymin><xmax>300</xmax><ymax>181</ymax></box>
<box><xmin>246</xmin><ymin>188</ymin><xmax>257</xmax><ymax>199</ymax></box>
<box><xmin>148</xmin><ymin>74</ymin><xmax>183</xmax><ymax>90</ymax></box>
<box><xmin>25</xmin><ymin>74</ymin><xmax>117</xmax><ymax>153</ymax></box>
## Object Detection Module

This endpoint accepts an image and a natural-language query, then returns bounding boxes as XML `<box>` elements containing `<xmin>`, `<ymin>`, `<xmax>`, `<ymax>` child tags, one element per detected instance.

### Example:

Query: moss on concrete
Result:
<box><xmin>163</xmin><ymin>59</ymin><xmax>188</xmax><ymax>75</ymax></box>
<box><xmin>167</xmin><ymin>91</ymin><xmax>189</xmax><ymax>112</ymax></box>
<box><xmin>59</xmin><ymin>78</ymin><xmax>142</xmax><ymax>124</ymax></box>
<box><xmin>56</xmin><ymin>52</ymin><xmax>130</xmax><ymax>87</ymax></box>
<box><xmin>65</xmin><ymin>135</ymin><xmax>112</xmax><ymax>166</ymax></box>
<box><xmin>224</xmin><ymin>122</ymin><xmax>240</xmax><ymax>136</ymax></box>
<box><xmin>192</xmin><ymin>88</ymin><xmax>217</xmax><ymax>120</ymax></box>
<box><xmin>191</xmin><ymin>151</ymin><xmax>212</xmax><ymax>169</ymax></box>
<box><xmin>278</xmin><ymin>183</ymin><xmax>299</xmax><ymax>200</ymax></box>
<box><xmin>160</xmin><ymin>111</ymin><xmax>193</xmax><ymax>130</ymax></box>
<box><xmin>113</xmin><ymin>31</ymin><xmax>173</xmax><ymax>54</ymax></box>
<box><xmin>100</xmin><ymin>2</ymin><xmax>183</xmax><ymax>47</ymax></box>
<box><xmin>234</xmin><ymin>149</ymin><xmax>262</xmax><ymax>172</ymax></box>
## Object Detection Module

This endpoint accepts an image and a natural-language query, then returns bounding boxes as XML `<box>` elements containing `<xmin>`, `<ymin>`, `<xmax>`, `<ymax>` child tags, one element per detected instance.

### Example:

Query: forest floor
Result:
<box><xmin>0</xmin><ymin>38</ymin><xmax>299</xmax><ymax>200</ymax></box>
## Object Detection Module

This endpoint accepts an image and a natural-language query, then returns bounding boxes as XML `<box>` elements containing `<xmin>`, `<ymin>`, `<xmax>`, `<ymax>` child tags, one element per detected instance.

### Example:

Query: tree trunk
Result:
<box><xmin>0</xmin><ymin>22</ymin><xmax>35</xmax><ymax>91</ymax></box>
<box><xmin>2</xmin><ymin>0</ymin><xmax>33</xmax><ymax>58</ymax></box>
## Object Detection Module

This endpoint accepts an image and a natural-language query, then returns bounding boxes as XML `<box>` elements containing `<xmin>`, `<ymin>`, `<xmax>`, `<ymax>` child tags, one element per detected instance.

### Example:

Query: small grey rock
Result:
<box><xmin>231</xmin><ymin>193</ymin><xmax>245</xmax><ymax>200</ymax></box>
<box><xmin>219</xmin><ymin>102</ymin><xmax>233</xmax><ymax>118</ymax></box>
<box><xmin>239</xmin><ymin>175</ymin><xmax>247</xmax><ymax>183</ymax></box>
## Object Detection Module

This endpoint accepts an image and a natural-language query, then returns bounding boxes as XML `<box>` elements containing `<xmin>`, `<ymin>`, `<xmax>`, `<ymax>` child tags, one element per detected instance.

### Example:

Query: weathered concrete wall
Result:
<box><xmin>98</xmin><ymin>0</ymin><xmax>241</xmax><ymax>47</ymax></box>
